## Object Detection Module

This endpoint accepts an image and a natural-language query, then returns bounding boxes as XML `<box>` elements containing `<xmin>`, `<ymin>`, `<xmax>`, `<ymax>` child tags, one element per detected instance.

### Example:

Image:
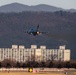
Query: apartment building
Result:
<box><xmin>0</xmin><ymin>45</ymin><xmax>70</xmax><ymax>62</ymax></box>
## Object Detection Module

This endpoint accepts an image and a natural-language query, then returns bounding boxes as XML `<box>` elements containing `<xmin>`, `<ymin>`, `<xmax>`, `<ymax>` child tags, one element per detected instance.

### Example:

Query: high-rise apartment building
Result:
<box><xmin>0</xmin><ymin>45</ymin><xmax>70</xmax><ymax>62</ymax></box>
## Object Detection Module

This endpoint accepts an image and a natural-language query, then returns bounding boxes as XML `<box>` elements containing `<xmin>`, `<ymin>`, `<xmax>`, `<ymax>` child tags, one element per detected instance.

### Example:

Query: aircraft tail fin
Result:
<box><xmin>37</xmin><ymin>24</ymin><xmax>39</xmax><ymax>30</ymax></box>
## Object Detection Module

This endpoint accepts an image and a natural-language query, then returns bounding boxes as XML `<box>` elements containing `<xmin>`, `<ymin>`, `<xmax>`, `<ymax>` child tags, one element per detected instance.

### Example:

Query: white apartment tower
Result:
<box><xmin>0</xmin><ymin>45</ymin><xmax>70</xmax><ymax>62</ymax></box>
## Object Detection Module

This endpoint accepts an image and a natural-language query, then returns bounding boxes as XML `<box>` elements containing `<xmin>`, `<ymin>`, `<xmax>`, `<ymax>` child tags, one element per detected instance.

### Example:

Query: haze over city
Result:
<box><xmin>0</xmin><ymin>0</ymin><xmax>76</xmax><ymax>9</ymax></box>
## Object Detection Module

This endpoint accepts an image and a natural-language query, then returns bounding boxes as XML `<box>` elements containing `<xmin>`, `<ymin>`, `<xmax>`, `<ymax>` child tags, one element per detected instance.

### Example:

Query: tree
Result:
<box><xmin>64</xmin><ymin>61</ymin><xmax>71</xmax><ymax>68</ymax></box>
<box><xmin>0</xmin><ymin>62</ymin><xmax>1</xmax><ymax>68</ymax></box>
<box><xmin>6</xmin><ymin>63</ymin><xmax>11</xmax><ymax>68</ymax></box>
<box><xmin>22</xmin><ymin>63</ymin><xmax>26</xmax><ymax>68</ymax></box>
<box><xmin>1</xmin><ymin>59</ymin><xmax>16</xmax><ymax>68</ymax></box>
<box><xmin>57</xmin><ymin>63</ymin><xmax>62</xmax><ymax>68</ymax></box>
<box><xmin>16</xmin><ymin>62</ymin><xmax>21</xmax><ymax>68</ymax></box>
<box><xmin>45</xmin><ymin>60</ymin><xmax>54</xmax><ymax>68</ymax></box>
<box><xmin>39</xmin><ymin>61</ymin><xmax>45</xmax><ymax>67</ymax></box>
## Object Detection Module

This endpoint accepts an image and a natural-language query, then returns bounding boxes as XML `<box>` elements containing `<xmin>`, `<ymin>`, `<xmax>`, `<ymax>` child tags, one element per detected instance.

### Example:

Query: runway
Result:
<box><xmin>0</xmin><ymin>68</ymin><xmax>76</xmax><ymax>75</ymax></box>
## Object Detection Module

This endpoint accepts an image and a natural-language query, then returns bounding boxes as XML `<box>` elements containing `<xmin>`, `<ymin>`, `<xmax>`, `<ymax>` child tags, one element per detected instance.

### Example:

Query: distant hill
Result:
<box><xmin>0</xmin><ymin>11</ymin><xmax>76</xmax><ymax>59</ymax></box>
<box><xmin>0</xmin><ymin>3</ymin><xmax>76</xmax><ymax>13</ymax></box>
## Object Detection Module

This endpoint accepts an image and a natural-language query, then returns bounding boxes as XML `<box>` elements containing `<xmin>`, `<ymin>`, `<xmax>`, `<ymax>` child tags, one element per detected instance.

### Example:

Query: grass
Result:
<box><xmin>0</xmin><ymin>71</ymin><xmax>65</xmax><ymax>75</ymax></box>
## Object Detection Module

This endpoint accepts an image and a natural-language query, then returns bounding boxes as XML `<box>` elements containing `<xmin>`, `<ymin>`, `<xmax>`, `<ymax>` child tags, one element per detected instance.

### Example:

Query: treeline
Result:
<box><xmin>0</xmin><ymin>59</ymin><xmax>76</xmax><ymax>68</ymax></box>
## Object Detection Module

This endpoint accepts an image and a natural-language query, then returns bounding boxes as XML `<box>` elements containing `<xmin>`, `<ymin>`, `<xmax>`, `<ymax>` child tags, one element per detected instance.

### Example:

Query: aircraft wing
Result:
<box><xmin>37</xmin><ymin>31</ymin><xmax>47</xmax><ymax>35</ymax></box>
<box><xmin>25</xmin><ymin>31</ymin><xmax>28</xmax><ymax>33</ymax></box>
<box><xmin>40</xmin><ymin>31</ymin><xmax>48</xmax><ymax>34</ymax></box>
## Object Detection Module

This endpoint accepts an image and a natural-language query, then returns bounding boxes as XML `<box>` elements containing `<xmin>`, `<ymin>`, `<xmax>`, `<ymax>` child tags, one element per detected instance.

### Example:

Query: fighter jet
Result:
<box><xmin>25</xmin><ymin>24</ymin><xmax>46</xmax><ymax>36</ymax></box>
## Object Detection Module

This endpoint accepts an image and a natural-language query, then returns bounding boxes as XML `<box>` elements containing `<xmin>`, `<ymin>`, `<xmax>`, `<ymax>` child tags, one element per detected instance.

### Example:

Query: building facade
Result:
<box><xmin>0</xmin><ymin>45</ymin><xmax>70</xmax><ymax>62</ymax></box>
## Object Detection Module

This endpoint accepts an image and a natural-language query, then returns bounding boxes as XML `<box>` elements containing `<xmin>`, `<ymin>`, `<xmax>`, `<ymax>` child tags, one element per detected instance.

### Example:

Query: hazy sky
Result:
<box><xmin>0</xmin><ymin>0</ymin><xmax>76</xmax><ymax>9</ymax></box>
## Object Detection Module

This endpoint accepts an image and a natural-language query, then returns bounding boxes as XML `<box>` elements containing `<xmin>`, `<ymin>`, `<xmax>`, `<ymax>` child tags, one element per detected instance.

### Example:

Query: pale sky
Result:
<box><xmin>0</xmin><ymin>0</ymin><xmax>76</xmax><ymax>9</ymax></box>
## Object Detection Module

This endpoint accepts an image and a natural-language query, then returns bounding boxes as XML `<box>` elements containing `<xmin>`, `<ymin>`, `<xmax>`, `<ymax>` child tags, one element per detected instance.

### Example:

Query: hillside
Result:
<box><xmin>0</xmin><ymin>11</ymin><xmax>76</xmax><ymax>59</ymax></box>
<box><xmin>0</xmin><ymin>3</ymin><xmax>76</xmax><ymax>13</ymax></box>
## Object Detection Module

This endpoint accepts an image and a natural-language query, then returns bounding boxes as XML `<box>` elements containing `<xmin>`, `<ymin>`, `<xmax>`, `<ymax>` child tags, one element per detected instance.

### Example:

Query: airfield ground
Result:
<box><xmin>0</xmin><ymin>68</ymin><xmax>76</xmax><ymax>75</ymax></box>
<box><xmin>0</xmin><ymin>71</ymin><xmax>65</xmax><ymax>75</ymax></box>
